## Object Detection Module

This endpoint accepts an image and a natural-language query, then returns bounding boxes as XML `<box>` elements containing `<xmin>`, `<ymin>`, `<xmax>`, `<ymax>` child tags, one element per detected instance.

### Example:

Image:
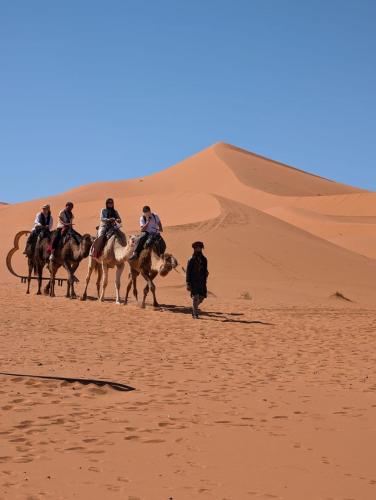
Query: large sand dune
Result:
<box><xmin>1</xmin><ymin>142</ymin><xmax>375</xmax><ymax>303</ymax></box>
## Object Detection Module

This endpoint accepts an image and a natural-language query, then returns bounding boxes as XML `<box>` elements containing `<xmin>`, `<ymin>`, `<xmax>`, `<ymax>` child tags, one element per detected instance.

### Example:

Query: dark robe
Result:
<box><xmin>186</xmin><ymin>254</ymin><xmax>209</xmax><ymax>297</ymax></box>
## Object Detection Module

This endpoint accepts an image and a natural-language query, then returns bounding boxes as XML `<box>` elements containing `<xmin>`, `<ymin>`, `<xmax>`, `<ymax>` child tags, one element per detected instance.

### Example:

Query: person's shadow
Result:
<box><xmin>158</xmin><ymin>304</ymin><xmax>273</xmax><ymax>325</ymax></box>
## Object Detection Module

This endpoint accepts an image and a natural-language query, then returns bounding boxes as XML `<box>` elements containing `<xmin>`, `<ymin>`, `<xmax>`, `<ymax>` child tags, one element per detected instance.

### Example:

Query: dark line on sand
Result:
<box><xmin>0</xmin><ymin>372</ymin><xmax>135</xmax><ymax>392</ymax></box>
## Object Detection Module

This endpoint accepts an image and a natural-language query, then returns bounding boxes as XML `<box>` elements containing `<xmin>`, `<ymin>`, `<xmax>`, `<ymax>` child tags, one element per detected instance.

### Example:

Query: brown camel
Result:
<box><xmin>25</xmin><ymin>228</ymin><xmax>52</xmax><ymax>295</ymax></box>
<box><xmin>48</xmin><ymin>231</ymin><xmax>93</xmax><ymax>298</ymax></box>
<box><xmin>125</xmin><ymin>244</ymin><xmax>178</xmax><ymax>308</ymax></box>
<box><xmin>81</xmin><ymin>233</ymin><xmax>137</xmax><ymax>304</ymax></box>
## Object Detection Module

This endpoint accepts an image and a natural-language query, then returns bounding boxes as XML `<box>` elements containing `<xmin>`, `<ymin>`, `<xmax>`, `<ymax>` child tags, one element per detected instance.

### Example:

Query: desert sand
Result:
<box><xmin>1</xmin><ymin>143</ymin><xmax>376</xmax><ymax>499</ymax></box>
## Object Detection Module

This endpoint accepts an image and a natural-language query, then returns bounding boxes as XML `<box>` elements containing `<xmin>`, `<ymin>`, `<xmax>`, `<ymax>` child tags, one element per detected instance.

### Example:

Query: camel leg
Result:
<box><xmin>148</xmin><ymin>280</ymin><xmax>159</xmax><ymax>308</ymax></box>
<box><xmin>124</xmin><ymin>270</ymin><xmax>139</xmax><ymax>305</ymax></box>
<box><xmin>140</xmin><ymin>271</ymin><xmax>153</xmax><ymax>308</ymax></box>
<box><xmin>100</xmin><ymin>264</ymin><xmax>109</xmax><ymax>302</ymax></box>
<box><xmin>96</xmin><ymin>265</ymin><xmax>103</xmax><ymax>299</ymax></box>
<box><xmin>49</xmin><ymin>266</ymin><xmax>56</xmax><ymax>297</ymax></box>
<box><xmin>141</xmin><ymin>270</ymin><xmax>159</xmax><ymax>307</ymax></box>
<box><xmin>36</xmin><ymin>264</ymin><xmax>43</xmax><ymax>295</ymax></box>
<box><xmin>149</xmin><ymin>270</ymin><xmax>159</xmax><ymax>307</ymax></box>
<box><xmin>124</xmin><ymin>272</ymin><xmax>132</xmax><ymax>304</ymax></box>
<box><xmin>115</xmin><ymin>263</ymin><xmax>124</xmax><ymax>304</ymax></box>
<box><xmin>69</xmin><ymin>262</ymin><xmax>79</xmax><ymax>299</ymax></box>
<box><xmin>26</xmin><ymin>259</ymin><xmax>33</xmax><ymax>294</ymax></box>
<box><xmin>63</xmin><ymin>262</ymin><xmax>77</xmax><ymax>299</ymax></box>
<box><xmin>132</xmin><ymin>271</ymin><xmax>139</xmax><ymax>302</ymax></box>
<box><xmin>63</xmin><ymin>263</ymin><xmax>72</xmax><ymax>298</ymax></box>
<box><xmin>82</xmin><ymin>258</ymin><xmax>95</xmax><ymax>301</ymax></box>
<box><xmin>142</xmin><ymin>283</ymin><xmax>149</xmax><ymax>309</ymax></box>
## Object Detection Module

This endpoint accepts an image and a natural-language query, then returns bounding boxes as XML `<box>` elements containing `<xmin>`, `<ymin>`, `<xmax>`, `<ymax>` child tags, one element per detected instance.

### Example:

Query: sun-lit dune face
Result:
<box><xmin>1</xmin><ymin>142</ymin><xmax>375</xmax><ymax>304</ymax></box>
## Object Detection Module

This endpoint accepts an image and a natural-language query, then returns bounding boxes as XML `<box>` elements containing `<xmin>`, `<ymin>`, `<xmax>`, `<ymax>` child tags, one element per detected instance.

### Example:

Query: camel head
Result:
<box><xmin>121</xmin><ymin>234</ymin><xmax>138</xmax><ymax>261</ymax></box>
<box><xmin>128</xmin><ymin>235</ymin><xmax>138</xmax><ymax>248</ymax></box>
<box><xmin>81</xmin><ymin>234</ymin><xmax>94</xmax><ymax>258</ymax></box>
<box><xmin>159</xmin><ymin>253</ymin><xmax>178</xmax><ymax>277</ymax></box>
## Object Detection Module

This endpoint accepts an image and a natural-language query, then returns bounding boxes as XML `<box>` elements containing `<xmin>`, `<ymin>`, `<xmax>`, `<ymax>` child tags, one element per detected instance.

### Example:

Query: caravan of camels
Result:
<box><xmin>12</xmin><ymin>197</ymin><xmax>208</xmax><ymax>317</ymax></box>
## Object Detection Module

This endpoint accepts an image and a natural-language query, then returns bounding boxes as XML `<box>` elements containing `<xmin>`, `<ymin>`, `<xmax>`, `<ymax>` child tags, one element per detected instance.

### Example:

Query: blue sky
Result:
<box><xmin>1</xmin><ymin>0</ymin><xmax>375</xmax><ymax>202</ymax></box>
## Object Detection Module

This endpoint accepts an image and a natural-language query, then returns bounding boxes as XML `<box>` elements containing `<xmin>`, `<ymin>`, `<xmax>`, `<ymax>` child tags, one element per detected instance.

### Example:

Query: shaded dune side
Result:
<box><xmin>281</xmin><ymin>192</ymin><xmax>376</xmax><ymax>216</ymax></box>
<box><xmin>266</xmin><ymin>205</ymin><xmax>376</xmax><ymax>259</ymax></box>
<box><xmin>213</xmin><ymin>143</ymin><xmax>364</xmax><ymax>196</ymax></box>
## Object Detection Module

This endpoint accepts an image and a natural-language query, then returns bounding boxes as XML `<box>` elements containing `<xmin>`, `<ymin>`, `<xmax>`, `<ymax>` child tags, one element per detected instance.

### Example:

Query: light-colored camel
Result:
<box><xmin>81</xmin><ymin>234</ymin><xmax>137</xmax><ymax>304</ymax></box>
<box><xmin>125</xmin><ymin>245</ymin><xmax>178</xmax><ymax>308</ymax></box>
<box><xmin>48</xmin><ymin>232</ymin><xmax>93</xmax><ymax>298</ymax></box>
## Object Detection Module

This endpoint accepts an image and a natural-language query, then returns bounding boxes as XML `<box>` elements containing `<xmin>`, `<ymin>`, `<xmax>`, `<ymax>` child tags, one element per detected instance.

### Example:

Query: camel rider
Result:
<box><xmin>24</xmin><ymin>204</ymin><xmax>53</xmax><ymax>254</ymax></box>
<box><xmin>129</xmin><ymin>205</ymin><xmax>163</xmax><ymax>261</ymax></box>
<box><xmin>186</xmin><ymin>241</ymin><xmax>209</xmax><ymax>319</ymax></box>
<box><xmin>50</xmin><ymin>201</ymin><xmax>74</xmax><ymax>261</ymax></box>
<box><xmin>98</xmin><ymin>198</ymin><xmax>122</xmax><ymax>238</ymax></box>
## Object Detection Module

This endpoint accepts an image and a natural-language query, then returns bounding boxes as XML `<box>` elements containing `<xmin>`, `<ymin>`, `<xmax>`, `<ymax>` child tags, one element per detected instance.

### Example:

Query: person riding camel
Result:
<box><xmin>129</xmin><ymin>205</ymin><xmax>163</xmax><ymax>261</ymax></box>
<box><xmin>186</xmin><ymin>241</ymin><xmax>209</xmax><ymax>319</ymax></box>
<box><xmin>98</xmin><ymin>198</ymin><xmax>122</xmax><ymax>238</ymax></box>
<box><xmin>24</xmin><ymin>204</ymin><xmax>53</xmax><ymax>254</ymax></box>
<box><xmin>90</xmin><ymin>198</ymin><xmax>123</xmax><ymax>258</ymax></box>
<box><xmin>50</xmin><ymin>201</ymin><xmax>74</xmax><ymax>261</ymax></box>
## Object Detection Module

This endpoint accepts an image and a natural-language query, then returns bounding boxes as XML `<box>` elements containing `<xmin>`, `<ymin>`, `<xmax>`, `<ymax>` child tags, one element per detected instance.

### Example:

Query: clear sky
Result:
<box><xmin>1</xmin><ymin>0</ymin><xmax>375</xmax><ymax>202</ymax></box>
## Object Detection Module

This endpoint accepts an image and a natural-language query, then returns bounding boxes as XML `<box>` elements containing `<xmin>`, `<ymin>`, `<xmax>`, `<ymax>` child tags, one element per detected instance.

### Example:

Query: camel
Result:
<box><xmin>81</xmin><ymin>233</ymin><xmax>137</xmax><ymax>304</ymax></box>
<box><xmin>24</xmin><ymin>229</ymin><xmax>51</xmax><ymax>295</ymax></box>
<box><xmin>48</xmin><ymin>231</ymin><xmax>93</xmax><ymax>298</ymax></box>
<box><xmin>124</xmin><ymin>244</ymin><xmax>178</xmax><ymax>308</ymax></box>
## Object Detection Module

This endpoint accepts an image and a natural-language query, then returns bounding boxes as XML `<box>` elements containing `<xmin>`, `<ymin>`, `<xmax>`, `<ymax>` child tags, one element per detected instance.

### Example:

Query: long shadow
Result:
<box><xmin>0</xmin><ymin>372</ymin><xmax>135</xmax><ymax>392</ymax></box>
<box><xmin>158</xmin><ymin>304</ymin><xmax>273</xmax><ymax>326</ymax></box>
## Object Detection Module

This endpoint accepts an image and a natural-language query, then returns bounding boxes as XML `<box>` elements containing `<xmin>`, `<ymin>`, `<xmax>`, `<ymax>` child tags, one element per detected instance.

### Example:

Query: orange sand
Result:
<box><xmin>1</xmin><ymin>143</ymin><xmax>376</xmax><ymax>499</ymax></box>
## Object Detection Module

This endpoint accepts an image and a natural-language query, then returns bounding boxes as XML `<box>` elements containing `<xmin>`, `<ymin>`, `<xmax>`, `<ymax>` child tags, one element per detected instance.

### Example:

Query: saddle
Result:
<box><xmin>26</xmin><ymin>227</ymin><xmax>51</xmax><ymax>256</ymax></box>
<box><xmin>107</xmin><ymin>227</ymin><xmax>126</xmax><ymax>246</ymax></box>
<box><xmin>36</xmin><ymin>227</ymin><xmax>51</xmax><ymax>242</ymax></box>
<box><xmin>145</xmin><ymin>233</ymin><xmax>166</xmax><ymax>256</ymax></box>
<box><xmin>91</xmin><ymin>228</ymin><xmax>127</xmax><ymax>259</ymax></box>
<box><xmin>62</xmin><ymin>228</ymin><xmax>81</xmax><ymax>246</ymax></box>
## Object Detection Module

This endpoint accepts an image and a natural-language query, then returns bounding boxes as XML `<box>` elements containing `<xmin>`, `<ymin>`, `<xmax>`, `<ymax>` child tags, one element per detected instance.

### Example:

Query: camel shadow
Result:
<box><xmin>80</xmin><ymin>295</ymin><xmax>116</xmax><ymax>303</ymax></box>
<box><xmin>158</xmin><ymin>304</ymin><xmax>273</xmax><ymax>326</ymax></box>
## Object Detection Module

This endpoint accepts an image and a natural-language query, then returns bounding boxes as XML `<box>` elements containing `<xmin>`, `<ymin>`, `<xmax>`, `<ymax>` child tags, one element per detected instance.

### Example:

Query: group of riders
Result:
<box><xmin>24</xmin><ymin>198</ymin><xmax>209</xmax><ymax>318</ymax></box>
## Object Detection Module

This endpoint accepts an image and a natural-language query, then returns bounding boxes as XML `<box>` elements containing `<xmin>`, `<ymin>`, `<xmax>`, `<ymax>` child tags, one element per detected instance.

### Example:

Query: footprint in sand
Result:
<box><xmin>15</xmin><ymin>420</ymin><xmax>33</xmax><ymax>429</ymax></box>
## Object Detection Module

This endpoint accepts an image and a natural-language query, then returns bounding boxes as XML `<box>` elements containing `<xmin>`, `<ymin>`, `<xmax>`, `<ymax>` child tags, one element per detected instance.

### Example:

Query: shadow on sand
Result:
<box><xmin>79</xmin><ymin>297</ymin><xmax>273</xmax><ymax>326</ymax></box>
<box><xmin>158</xmin><ymin>304</ymin><xmax>274</xmax><ymax>326</ymax></box>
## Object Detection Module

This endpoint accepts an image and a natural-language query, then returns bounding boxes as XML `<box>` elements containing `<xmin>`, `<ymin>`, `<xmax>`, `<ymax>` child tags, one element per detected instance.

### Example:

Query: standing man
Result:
<box><xmin>50</xmin><ymin>201</ymin><xmax>74</xmax><ymax>261</ymax></box>
<box><xmin>129</xmin><ymin>205</ymin><xmax>163</xmax><ymax>260</ymax></box>
<box><xmin>186</xmin><ymin>241</ymin><xmax>209</xmax><ymax>319</ymax></box>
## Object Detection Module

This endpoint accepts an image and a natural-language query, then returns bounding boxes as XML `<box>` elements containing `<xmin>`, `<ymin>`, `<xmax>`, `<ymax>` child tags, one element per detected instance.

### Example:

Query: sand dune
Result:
<box><xmin>1</xmin><ymin>142</ymin><xmax>375</xmax><ymax>303</ymax></box>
